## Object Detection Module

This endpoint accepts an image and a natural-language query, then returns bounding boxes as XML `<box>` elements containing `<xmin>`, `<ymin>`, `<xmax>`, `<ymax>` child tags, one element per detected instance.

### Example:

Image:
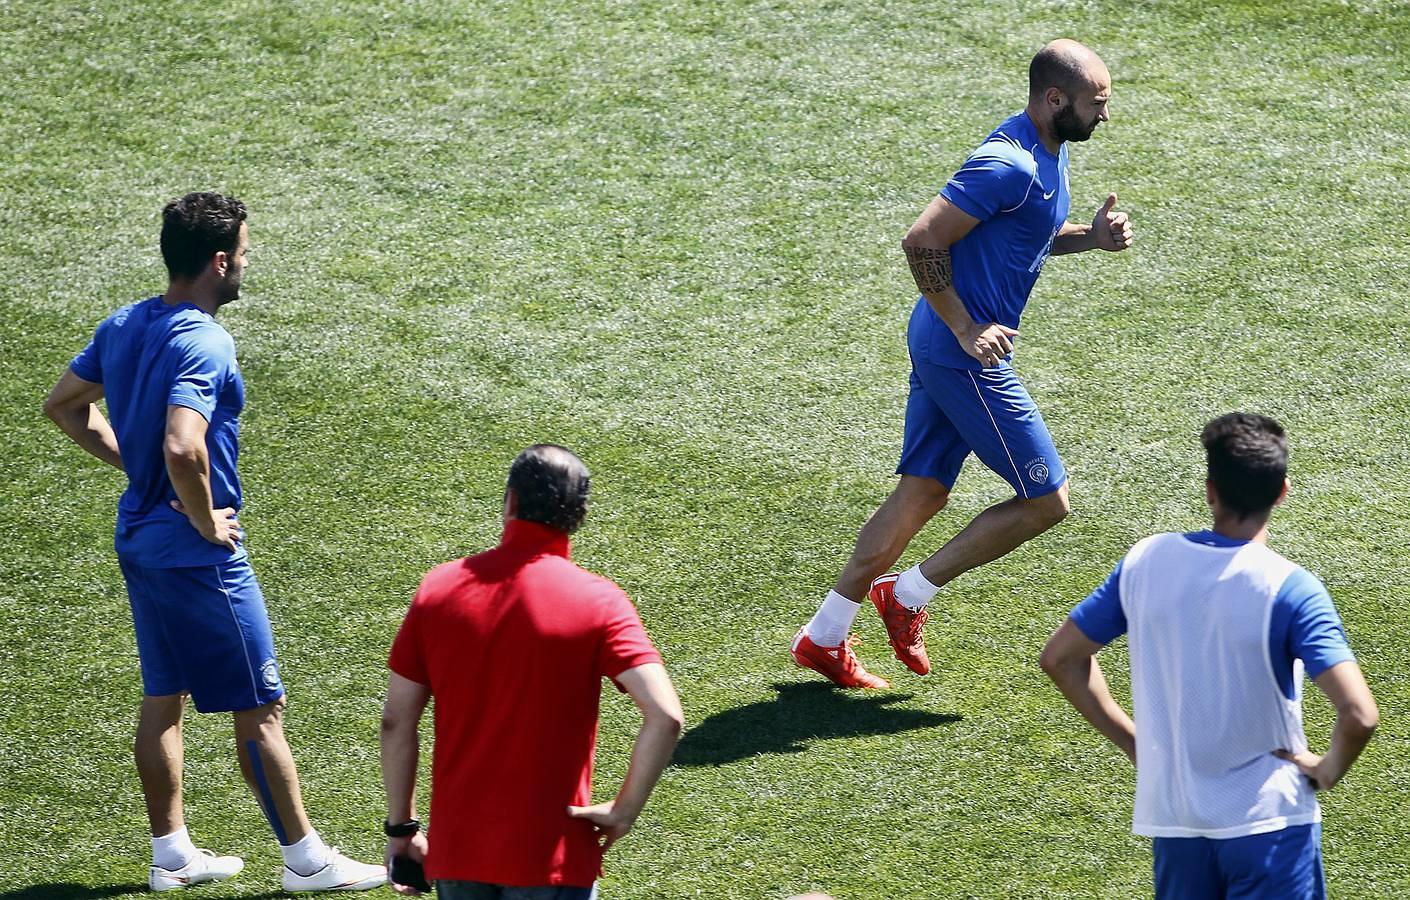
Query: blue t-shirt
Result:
<box><xmin>71</xmin><ymin>297</ymin><xmax>247</xmax><ymax>568</ymax></box>
<box><xmin>910</xmin><ymin>111</ymin><xmax>1071</xmax><ymax>370</ymax></box>
<box><xmin>1070</xmin><ymin>531</ymin><xmax>1355</xmax><ymax>700</ymax></box>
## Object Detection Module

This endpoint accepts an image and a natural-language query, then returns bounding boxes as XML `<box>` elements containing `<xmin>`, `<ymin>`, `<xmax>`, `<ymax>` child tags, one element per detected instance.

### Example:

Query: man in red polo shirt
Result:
<box><xmin>380</xmin><ymin>444</ymin><xmax>684</xmax><ymax>899</ymax></box>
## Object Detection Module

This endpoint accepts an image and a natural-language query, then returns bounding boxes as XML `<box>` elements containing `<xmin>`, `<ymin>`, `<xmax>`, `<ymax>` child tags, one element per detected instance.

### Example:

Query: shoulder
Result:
<box><xmin>1125</xmin><ymin>532</ymin><xmax>1177</xmax><ymax>564</ymax></box>
<box><xmin>964</xmin><ymin>132</ymin><xmax>1038</xmax><ymax>178</ymax></box>
<box><xmin>414</xmin><ymin>557</ymin><xmax>478</xmax><ymax>602</ymax></box>
<box><xmin>557</xmin><ymin>558</ymin><xmax>631</xmax><ymax>601</ymax></box>
<box><xmin>1274</xmin><ymin>564</ymin><xmax>1334</xmax><ymax>612</ymax></box>
<box><xmin>168</xmin><ymin>314</ymin><xmax>235</xmax><ymax>361</ymax></box>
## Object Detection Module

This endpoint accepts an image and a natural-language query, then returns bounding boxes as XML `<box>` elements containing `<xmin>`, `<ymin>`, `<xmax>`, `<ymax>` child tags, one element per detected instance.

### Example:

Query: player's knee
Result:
<box><xmin>1028</xmin><ymin>488</ymin><xmax>1070</xmax><ymax>529</ymax></box>
<box><xmin>897</xmin><ymin>475</ymin><xmax>950</xmax><ymax>512</ymax></box>
<box><xmin>234</xmin><ymin>696</ymin><xmax>288</xmax><ymax>739</ymax></box>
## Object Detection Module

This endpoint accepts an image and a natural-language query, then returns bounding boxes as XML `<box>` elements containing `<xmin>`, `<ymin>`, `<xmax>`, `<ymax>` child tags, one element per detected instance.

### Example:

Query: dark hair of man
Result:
<box><xmin>1028</xmin><ymin>45</ymin><xmax>1089</xmax><ymax>102</ymax></box>
<box><xmin>1201</xmin><ymin>413</ymin><xmax>1288</xmax><ymax>517</ymax></box>
<box><xmin>160</xmin><ymin>192</ymin><xmax>247</xmax><ymax>279</ymax></box>
<box><xmin>507</xmin><ymin>444</ymin><xmax>591</xmax><ymax>535</ymax></box>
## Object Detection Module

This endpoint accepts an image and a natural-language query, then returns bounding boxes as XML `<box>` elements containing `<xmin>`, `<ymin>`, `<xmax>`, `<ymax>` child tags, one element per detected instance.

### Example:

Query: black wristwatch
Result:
<box><xmin>384</xmin><ymin>819</ymin><xmax>421</xmax><ymax>837</ymax></box>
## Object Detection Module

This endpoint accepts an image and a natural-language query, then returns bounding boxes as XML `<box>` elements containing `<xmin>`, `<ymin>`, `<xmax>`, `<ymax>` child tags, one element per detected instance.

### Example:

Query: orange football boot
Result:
<box><xmin>791</xmin><ymin>628</ymin><xmax>889</xmax><ymax>689</ymax></box>
<box><xmin>869</xmin><ymin>573</ymin><xmax>931</xmax><ymax>675</ymax></box>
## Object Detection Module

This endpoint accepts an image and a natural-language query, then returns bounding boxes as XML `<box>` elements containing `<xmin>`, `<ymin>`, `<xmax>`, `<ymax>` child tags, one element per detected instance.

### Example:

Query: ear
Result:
<box><xmin>503</xmin><ymin>487</ymin><xmax>518</xmax><ymax>520</ymax></box>
<box><xmin>1272</xmin><ymin>477</ymin><xmax>1290</xmax><ymax>508</ymax></box>
<box><xmin>1205</xmin><ymin>478</ymin><xmax>1216</xmax><ymax>509</ymax></box>
<box><xmin>1045</xmin><ymin>85</ymin><xmax>1067</xmax><ymax>109</ymax></box>
<box><xmin>211</xmin><ymin>250</ymin><xmax>229</xmax><ymax>278</ymax></box>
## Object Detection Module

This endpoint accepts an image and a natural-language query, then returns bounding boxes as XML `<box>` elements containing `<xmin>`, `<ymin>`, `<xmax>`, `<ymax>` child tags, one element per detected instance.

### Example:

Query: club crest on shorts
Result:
<box><xmin>1026</xmin><ymin>457</ymin><xmax>1050</xmax><ymax>484</ymax></box>
<box><xmin>260</xmin><ymin>659</ymin><xmax>281</xmax><ymax>689</ymax></box>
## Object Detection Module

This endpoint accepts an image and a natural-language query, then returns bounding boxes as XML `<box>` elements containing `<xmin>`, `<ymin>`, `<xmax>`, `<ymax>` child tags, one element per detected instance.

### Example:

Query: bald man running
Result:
<box><xmin>793</xmin><ymin>39</ymin><xmax>1136</xmax><ymax>688</ymax></box>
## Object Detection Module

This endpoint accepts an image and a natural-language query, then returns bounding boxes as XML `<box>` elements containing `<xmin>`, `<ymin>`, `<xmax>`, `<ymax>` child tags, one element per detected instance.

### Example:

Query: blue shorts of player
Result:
<box><xmin>897</xmin><ymin>357</ymin><xmax>1066</xmax><ymax>499</ymax></box>
<box><xmin>436</xmin><ymin>882</ymin><xmax>597</xmax><ymax>900</ymax></box>
<box><xmin>1154</xmin><ymin>824</ymin><xmax>1324</xmax><ymax>900</ymax></box>
<box><xmin>118</xmin><ymin>556</ymin><xmax>285</xmax><ymax>713</ymax></box>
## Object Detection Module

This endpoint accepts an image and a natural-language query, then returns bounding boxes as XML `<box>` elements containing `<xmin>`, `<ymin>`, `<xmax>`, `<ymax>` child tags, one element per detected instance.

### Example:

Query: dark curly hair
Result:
<box><xmin>507</xmin><ymin>444</ymin><xmax>591</xmax><ymax>534</ymax></box>
<box><xmin>160</xmin><ymin>192</ymin><xmax>247</xmax><ymax>279</ymax></box>
<box><xmin>1201</xmin><ymin>413</ymin><xmax>1288</xmax><ymax>517</ymax></box>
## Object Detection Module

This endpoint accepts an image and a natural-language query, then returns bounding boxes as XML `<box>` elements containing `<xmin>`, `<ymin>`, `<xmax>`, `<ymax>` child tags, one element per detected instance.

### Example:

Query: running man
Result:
<box><xmin>1041</xmin><ymin>413</ymin><xmax>1378</xmax><ymax>899</ymax></box>
<box><xmin>792</xmin><ymin>39</ymin><xmax>1134</xmax><ymax>688</ymax></box>
<box><xmin>43</xmin><ymin>193</ymin><xmax>385</xmax><ymax>892</ymax></box>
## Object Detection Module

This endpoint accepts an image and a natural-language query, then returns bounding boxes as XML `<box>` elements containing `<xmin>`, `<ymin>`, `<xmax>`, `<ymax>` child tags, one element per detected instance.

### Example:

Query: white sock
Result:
<box><xmin>895</xmin><ymin>566</ymin><xmax>940</xmax><ymax>611</ymax></box>
<box><xmin>805</xmin><ymin>590</ymin><xmax>862</xmax><ymax>647</ymax></box>
<box><xmin>152</xmin><ymin>826</ymin><xmax>198</xmax><ymax>870</ymax></box>
<box><xmin>281</xmin><ymin>828</ymin><xmax>331</xmax><ymax>876</ymax></box>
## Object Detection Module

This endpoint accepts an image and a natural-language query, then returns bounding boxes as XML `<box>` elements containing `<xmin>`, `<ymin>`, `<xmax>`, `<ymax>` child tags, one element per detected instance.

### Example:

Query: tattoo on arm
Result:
<box><xmin>905</xmin><ymin>244</ymin><xmax>953</xmax><ymax>295</ymax></box>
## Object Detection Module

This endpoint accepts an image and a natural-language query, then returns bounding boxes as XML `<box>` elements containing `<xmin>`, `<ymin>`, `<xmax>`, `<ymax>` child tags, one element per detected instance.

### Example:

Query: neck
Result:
<box><xmin>163</xmin><ymin>281</ymin><xmax>221</xmax><ymax>317</ymax></box>
<box><xmin>1211</xmin><ymin>513</ymin><xmax>1271</xmax><ymax>544</ymax></box>
<box><xmin>1026</xmin><ymin>103</ymin><xmax>1063</xmax><ymax>155</ymax></box>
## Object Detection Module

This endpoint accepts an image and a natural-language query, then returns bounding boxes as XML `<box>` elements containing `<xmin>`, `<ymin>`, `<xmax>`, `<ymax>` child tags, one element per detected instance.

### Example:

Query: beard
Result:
<box><xmin>216</xmin><ymin>270</ymin><xmax>243</xmax><ymax>307</ymax></box>
<box><xmin>1053</xmin><ymin>104</ymin><xmax>1099</xmax><ymax>143</ymax></box>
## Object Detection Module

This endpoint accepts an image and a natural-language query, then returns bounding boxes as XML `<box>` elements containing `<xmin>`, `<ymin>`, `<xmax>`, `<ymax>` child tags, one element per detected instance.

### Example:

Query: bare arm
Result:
<box><xmin>381</xmin><ymin>672</ymin><xmax>431</xmax><ymax>823</ymax></box>
<box><xmin>1040</xmin><ymin>618</ymin><xmax>1137</xmax><ymax>764</ymax></box>
<box><xmin>43</xmin><ymin>369</ymin><xmax>123</xmax><ymax>470</ymax></box>
<box><xmin>901</xmin><ymin>196</ymin><xmax>1017</xmax><ymax>368</ymax></box>
<box><xmin>381</xmin><ymin>672</ymin><xmax>432</xmax><ymax>894</ymax></box>
<box><xmin>165</xmin><ymin>405</ymin><xmax>240</xmax><ymax>550</ymax></box>
<box><xmin>1275</xmin><ymin>660</ymin><xmax>1378</xmax><ymax>791</ymax></box>
<box><xmin>1053</xmin><ymin>192</ymin><xmax>1134</xmax><ymax>255</ymax></box>
<box><xmin>568</xmin><ymin>662</ymin><xmax>684</xmax><ymax>850</ymax></box>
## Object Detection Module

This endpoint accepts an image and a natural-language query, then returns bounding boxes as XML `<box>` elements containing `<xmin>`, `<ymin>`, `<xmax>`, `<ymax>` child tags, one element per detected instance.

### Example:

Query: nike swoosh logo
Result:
<box><xmin>1042</xmin><ymin>189</ymin><xmax>1056</xmax><ymax>200</ymax></box>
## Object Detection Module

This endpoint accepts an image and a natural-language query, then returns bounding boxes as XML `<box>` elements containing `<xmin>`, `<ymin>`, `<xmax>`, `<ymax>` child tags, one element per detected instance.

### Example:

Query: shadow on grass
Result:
<box><xmin>0</xmin><ymin>887</ymin><xmax>147</xmax><ymax>900</ymax></box>
<box><xmin>674</xmin><ymin>681</ymin><xmax>960</xmax><ymax>766</ymax></box>
<box><xmin>0</xmin><ymin>887</ymin><xmax>287</xmax><ymax>900</ymax></box>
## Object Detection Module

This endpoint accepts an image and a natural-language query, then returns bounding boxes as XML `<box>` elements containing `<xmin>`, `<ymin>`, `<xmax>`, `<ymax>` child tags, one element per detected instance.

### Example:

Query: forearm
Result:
<box><xmin>1048</xmin><ymin>656</ymin><xmax>1136</xmax><ymax>761</ymax></box>
<box><xmin>1052</xmin><ymin>221</ymin><xmax>1096</xmax><ymax>255</ymax></box>
<box><xmin>165</xmin><ymin>444</ymin><xmax>217</xmax><ymax>528</ymax></box>
<box><xmin>50</xmin><ymin>405</ymin><xmax>123</xmax><ymax>470</ymax></box>
<box><xmin>1316</xmin><ymin>708</ymin><xmax>1377</xmax><ymax>789</ymax></box>
<box><xmin>380</xmin><ymin>720</ymin><xmax>420</xmax><ymax>822</ymax></box>
<box><xmin>611</xmin><ymin>715</ymin><xmax>682</xmax><ymax>821</ymax></box>
<box><xmin>902</xmin><ymin>241</ymin><xmax>978</xmax><ymax>338</ymax></box>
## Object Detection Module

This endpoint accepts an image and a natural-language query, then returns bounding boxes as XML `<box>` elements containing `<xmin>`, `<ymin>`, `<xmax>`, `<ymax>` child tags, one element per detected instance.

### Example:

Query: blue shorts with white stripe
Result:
<box><xmin>119</xmin><ymin>556</ymin><xmax>285</xmax><ymax>713</ymax></box>
<box><xmin>896</xmin><ymin>357</ymin><xmax>1065</xmax><ymax>499</ymax></box>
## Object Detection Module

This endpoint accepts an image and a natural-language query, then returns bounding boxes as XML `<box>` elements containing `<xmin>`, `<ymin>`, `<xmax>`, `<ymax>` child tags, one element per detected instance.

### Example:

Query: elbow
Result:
<box><xmin>663</xmin><ymin>708</ymin><xmax>685</xmax><ymax>740</ymax></box>
<box><xmin>651</xmin><ymin>704</ymin><xmax>685</xmax><ymax>742</ymax></box>
<box><xmin>1348</xmin><ymin>700</ymin><xmax>1380</xmax><ymax>739</ymax></box>
<box><xmin>380</xmin><ymin>706</ymin><xmax>415</xmax><ymax>738</ymax></box>
<box><xmin>1038</xmin><ymin>644</ymin><xmax>1062</xmax><ymax>681</ymax></box>
<box><xmin>42</xmin><ymin>395</ymin><xmax>70</xmax><ymax>426</ymax></box>
<box><xmin>163</xmin><ymin>435</ymin><xmax>200</xmax><ymax>468</ymax></box>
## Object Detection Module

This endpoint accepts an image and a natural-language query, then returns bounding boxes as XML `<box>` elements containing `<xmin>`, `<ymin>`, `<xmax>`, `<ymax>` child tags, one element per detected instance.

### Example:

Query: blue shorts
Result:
<box><xmin>896</xmin><ymin>358</ymin><xmax>1066</xmax><ymax>498</ymax></box>
<box><xmin>118</xmin><ymin>556</ymin><xmax>285</xmax><ymax>713</ymax></box>
<box><xmin>1154</xmin><ymin>823</ymin><xmax>1324</xmax><ymax>900</ymax></box>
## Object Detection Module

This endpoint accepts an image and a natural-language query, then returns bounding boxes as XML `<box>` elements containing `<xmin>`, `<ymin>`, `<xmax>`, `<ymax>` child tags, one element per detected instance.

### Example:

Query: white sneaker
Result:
<box><xmin>149</xmin><ymin>849</ymin><xmax>245</xmax><ymax>891</ymax></box>
<box><xmin>282</xmin><ymin>848</ymin><xmax>387</xmax><ymax>892</ymax></box>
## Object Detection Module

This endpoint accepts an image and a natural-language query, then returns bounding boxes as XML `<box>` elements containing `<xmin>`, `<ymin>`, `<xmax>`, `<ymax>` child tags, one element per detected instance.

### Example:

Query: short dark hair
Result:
<box><xmin>1029</xmin><ymin>44</ymin><xmax>1089</xmax><ymax>101</ymax></box>
<box><xmin>507</xmin><ymin>444</ymin><xmax>591</xmax><ymax>534</ymax></box>
<box><xmin>160</xmin><ymin>192</ymin><xmax>247</xmax><ymax>279</ymax></box>
<box><xmin>1201</xmin><ymin>413</ymin><xmax>1288</xmax><ymax>517</ymax></box>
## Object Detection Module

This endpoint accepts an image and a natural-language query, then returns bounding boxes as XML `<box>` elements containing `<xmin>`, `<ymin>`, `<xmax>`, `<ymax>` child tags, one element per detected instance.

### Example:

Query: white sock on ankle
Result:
<box><xmin>894</xmin><ymin>566</ymin><xmax>940</xmax><ymax>611</ymax></box>
<box><xmin>805</xmin><ymin>590</ymin><xmax>862</xmax><ymax>647</ymax></box>
<box><xmin>281</xmin><ymin>828</ymin><xmax>331</xmax><ymax>876</ymax></box>
<box><xmin>152</xmin><ymin>825</ymin><xmax>198</xmax><ymax>870</ymax></box>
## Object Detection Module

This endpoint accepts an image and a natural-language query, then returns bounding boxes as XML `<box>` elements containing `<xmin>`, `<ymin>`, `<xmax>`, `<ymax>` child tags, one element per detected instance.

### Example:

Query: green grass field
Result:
<box><xmin>3</xmin><ymin>0</ymin><xmax>1408</xmax><ymax>897</ymax></box>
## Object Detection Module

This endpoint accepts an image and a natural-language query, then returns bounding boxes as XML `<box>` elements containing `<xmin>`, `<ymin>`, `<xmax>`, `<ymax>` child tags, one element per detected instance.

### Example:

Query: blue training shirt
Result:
<box><xmin>1070</xmin><ymin>531</ymin><xmax>1355</xmax><ymax>700</ymax></box>
<box><xmin>910</xmin><ymin>111</ymin><xmax>1071</xmax><ymax>371</ymax></box>
<box><xmin>71</xmin><ymin>296</ymin><xmax>247</xmax><ymax>568</ymax></box>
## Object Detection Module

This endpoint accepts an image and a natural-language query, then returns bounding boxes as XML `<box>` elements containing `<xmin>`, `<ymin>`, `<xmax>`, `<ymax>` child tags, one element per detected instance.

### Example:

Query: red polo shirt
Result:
<box><xmin>388</xmin><ymin>519</ymin><xmax>661</xmax><ymax>887</ymax></box>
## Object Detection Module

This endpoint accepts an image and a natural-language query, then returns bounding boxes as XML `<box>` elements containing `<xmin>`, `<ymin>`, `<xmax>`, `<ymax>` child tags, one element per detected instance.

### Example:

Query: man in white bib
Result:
<box><xmin>1040</xmin><ymin>413</ymin><xmax>1378</xmax><ymax>899</ymax></box>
